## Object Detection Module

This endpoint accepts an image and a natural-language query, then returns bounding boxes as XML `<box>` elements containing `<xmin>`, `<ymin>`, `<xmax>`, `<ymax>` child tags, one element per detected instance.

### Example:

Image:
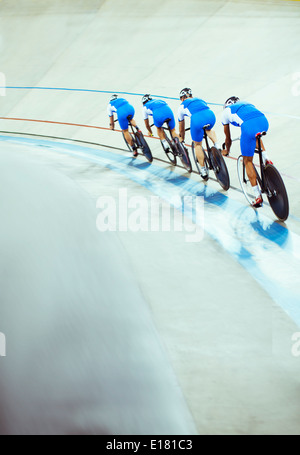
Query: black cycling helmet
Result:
<box><xmin>179</xmin><ymin>88</ymin><xmax>192</xmax><ymax>99</ymax></box>
<box><xmin>142</xmin><ymin>94</ymin><xmax>153</xmax><ymax>105</ymax></box>
<box><xmin>223</xmin><ymin>96</ymin><xmax>240</xmax><ymax>109</ymax></box>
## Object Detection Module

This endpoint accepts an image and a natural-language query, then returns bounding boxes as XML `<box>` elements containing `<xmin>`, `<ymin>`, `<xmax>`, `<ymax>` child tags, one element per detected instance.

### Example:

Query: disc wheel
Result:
<box><xmin>135</xmin><ymin>131</ymin><xmax>153</xmax><ymax>163</ymax></box>
<box><xmin>210</xmin><ymin>147</ymin><xmax>230</xmax><ymax>191</ymax></box>
<box><xmin>176</xmin><ymin>139</ymin><xmax>192</xmax><ymax>173</ymax></box>
<box><xmin>264</xmin><ymin>164</ymin><xmax>289</xmax><ymax>221</ymax></box>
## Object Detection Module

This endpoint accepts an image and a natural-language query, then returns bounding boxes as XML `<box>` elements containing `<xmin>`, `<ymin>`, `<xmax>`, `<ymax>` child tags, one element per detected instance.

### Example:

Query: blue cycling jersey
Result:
<box><xmin>144</xmin><ymin>99</ymin><xmax>168</xmax><ymax>112</ymax></box>
<box><xmin>180</xmin><ymin>97</ymin><xmax>208</xmax><ymax>116</ymax></box>
<box><xmin>143</xmin><ymin>99</ymin><xmax>175</xmax><ymax>129</ymax></box>
<box><xmin>222</xmin><ymin>102</ymin><xmax>264</xmax><ymax>127</ymax></box>
<box><xmin>222</xmin><ymin>101</ymin><xmax>269</xmax><ymax>157</ymax></box>
<box><xmin>109</xmin><ymin>98</ymin><xmax>129</xmax><ymax>110</ymax></box>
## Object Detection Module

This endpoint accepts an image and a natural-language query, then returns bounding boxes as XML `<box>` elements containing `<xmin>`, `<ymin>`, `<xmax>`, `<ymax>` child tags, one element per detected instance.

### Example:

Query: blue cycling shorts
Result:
<box><xmin>240</xmin><ymin>115</ymin><xmax>269</xmax><ymax>157</ymax></box>
<box><xmin>190</xmin><ymin>109</ymin><xmax>216</xmax><ymax>142</ymax></box>
<box><xmin>153</xmin><ymin>105</ymin><xmax>175</xmax><ymax>130</ymax></box>
<box><xmin>118</xmin><ymin>104</ymin><xmax>135</xmax><ymax>130</ymax></box>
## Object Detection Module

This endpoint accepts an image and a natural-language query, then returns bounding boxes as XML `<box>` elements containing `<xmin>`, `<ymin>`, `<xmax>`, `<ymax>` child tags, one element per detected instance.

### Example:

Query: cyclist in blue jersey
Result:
<box><xmin>178</xmin><ymin>88</ymin><xmax>220</xmax><ymax>180</ymax></box>
<box><xmin>142</xmin><ymin>94</ymin><xmax>181</xmax><ymax>151</ymax></box>
<box><xmin>108</xmin><ymin>94</ymin><xmax>139</xmax><ymax>157</ymax></box>
<box><xmin>222</xmin><ymin>96</ymin><xmax>272</xmax><ymax>208</ymax></box>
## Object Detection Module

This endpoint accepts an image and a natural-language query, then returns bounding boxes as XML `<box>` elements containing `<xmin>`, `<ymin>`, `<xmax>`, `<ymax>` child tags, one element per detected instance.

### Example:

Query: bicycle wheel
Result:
<box><xmin>122</xmin><ymin>131</ymin><xmax>135</xmax><ymax>153</ymax></box>
<box><xmin>191</xmin><ymin>142</ymin><xmax>210</xmax><ymax>179</ymax></box>
<box><xmin>161</xmin><ymin>136</ymin><xmax>177</xmax><ymax>165</ymax></box>
<box><xmin>176</xmin><ymin>139</ymin><xmax>192</xmax><ymax>173</ymax></box>
<box><xmin>264</xmin><ymin>164</ymin><xmax>289</xmax><ymax>221</ymax></box>
<box><xmin>237</xmin><ymin>155</ymin><xmax>260</xmax><ymax>205</ymax></box>
<box><xmin>210</xmin><ymin>147</ymin><xmax>230</xmax><ymax>191</ymax></box>
<box><xmin>136</xmin><ymin>131</ymin><xmax>153</xmax><ymax>163</ymax></box>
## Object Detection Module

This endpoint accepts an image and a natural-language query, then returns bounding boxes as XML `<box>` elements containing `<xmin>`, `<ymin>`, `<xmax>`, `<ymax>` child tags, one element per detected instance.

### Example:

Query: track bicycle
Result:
<box><xmin>237</xmin><ymin>131</ymin><xmax>289</xmax><ymax>221</ymax></box>
<box><xmin>158</xmin><ymin>119</ymin><xmax>192</xmax><ymax>173</ymax></box>
<box><xmin>118</xmin><ymin>116</ymin><xmax>153</xmax><ymax>163</ymax></box>
<box><xmin>191</xmin><ymin>125</ymin><xmax>230</xmax><ymax>191</ymax></box>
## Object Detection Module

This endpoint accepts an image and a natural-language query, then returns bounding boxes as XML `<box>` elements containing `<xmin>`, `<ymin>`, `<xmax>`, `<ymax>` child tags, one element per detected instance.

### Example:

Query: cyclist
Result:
<box><xmin>107</xmin><ymin>94</ymin><xmax>139</xmax><ymax>157</ymax></box>
<box><xmin>178</xmin><ymin>88</ymin><xmax>220</xmax><ymax>180</ymax></box>
<box><xmin>142</xmin><ymin>94</ymin><xmax>181</xmax><ymax>151</ymax></box>
<box><xmin>222</xmin><ymin>96</ymin><xmax>272</xmax><ymax>208</ymax></box>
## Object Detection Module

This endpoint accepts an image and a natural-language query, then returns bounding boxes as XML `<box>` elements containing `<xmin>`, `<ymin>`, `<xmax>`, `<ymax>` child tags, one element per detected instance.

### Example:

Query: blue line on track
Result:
<box><xmin>1</xmin><ymin>86</ymin><xmax>300</xmax><ymax>119</ymax></box>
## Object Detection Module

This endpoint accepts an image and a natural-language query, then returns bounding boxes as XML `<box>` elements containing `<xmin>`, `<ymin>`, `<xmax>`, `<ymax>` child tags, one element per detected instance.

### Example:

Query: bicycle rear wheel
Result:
<box><xmin>237</xmin><ymin>155</ymin><xmax>260</xmax><ymax>205</ymax></box>
<box><xmin>210</xmin><ymin>147</ymin><xmax>230</xmax><ymax>191</ymax></box>
<box><xmin>264</xmin><ymin>164</ymin><xmax>289</xmax><ymax>221</ymax></box>
<box><xmin>161</xmin><ymin>136</ymin><xmax>177</xmax><ymax>165</ymax></box>
<box><xmin>136</xmin><ymin>131</ymin><xmax>153</xmax><ymax>163</ymax></box>
<box><xmin>176</xmin><ymin>139</ymin><xmax>192</xmax><ymax>173</ymax></box>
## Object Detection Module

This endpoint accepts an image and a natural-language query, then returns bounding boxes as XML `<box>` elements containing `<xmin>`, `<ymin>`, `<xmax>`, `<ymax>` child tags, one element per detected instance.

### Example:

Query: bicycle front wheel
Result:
<box><xmin>210</xmin><ymin>147</ymin><xmax>230</xmax><ymax>191</ymax></box>
<box><xmin>264</xmin><ymin>164</ymin><xmax>289</xmax><ymax>221</ymax></box>
<box><xmin>237</xmin><ymin>155</ymin><xmax>260</xmax><ymax>205</ymax></box>
<box><xmin>176</xmin><ymin>139</ymin><xmax>192</xmax><ymax>173</ymax></box>
<box><xmin>136</xmin><ymin>131</ymin><xmax>153</xmax><ymax>163</ymax></box>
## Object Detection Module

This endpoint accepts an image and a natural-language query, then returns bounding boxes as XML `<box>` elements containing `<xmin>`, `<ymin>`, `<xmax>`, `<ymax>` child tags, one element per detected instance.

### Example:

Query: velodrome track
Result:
<box><xmin>0</xmin><ymin>0</ymin><xmax>300</xmax><ymax>435</ymax></box>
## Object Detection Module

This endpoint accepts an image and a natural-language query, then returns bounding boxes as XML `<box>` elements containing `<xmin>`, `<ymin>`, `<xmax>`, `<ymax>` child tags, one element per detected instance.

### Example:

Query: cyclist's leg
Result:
<box><xmin>255</xmin><ymin>116</ymin><xmax>271</xmax><ymax>164</ymax></box>
<box><xmin>153</xmin><ymin>109</ymin><xmax>170</xmax><ymax>148</ymax></box>
<box><xmin>203</xmin><ymin>109</ymin><xmax>219</xmax><ymax>148</ymax></box>
<box><xmin>119</xmin><ymin>105</ymin><xmax>135</xmax><ymax>147</ymax></box>
<box><xmin>123</xmin><ymin>129</ymin><xmax>134</xmax><ymax>147</ymax></box>
<box><xmin>194</xmin><ymin>141</ymin><xmax>205</xmax><ymax>166</ymax></box>
<box><xmin>243</xmin><ymin>156</ymin><xmax>257</xmax><ymax>186</ymax></box>
<box><xmin>191</xmin><ymin>113</ymin><xmax>205</xmax><ymax>166</ymax></box>
<box><xmin>156</xmin><ymin>127</ymin><xmax>167</xmax><ymax>141</ymax></box>
<box><xmin>163</xmin><ymin>111</ymin><xmax>180</xmax><ymax>141</ymax></box>
<box><xmin>240</xmin><ymin>127</ymin><xmax>256</xmax><ymax>183</ymax></box>
<box><xmin>240</xmin><ymin>123</ymin><xmax>261</xmax><ymax>202</ymax></box>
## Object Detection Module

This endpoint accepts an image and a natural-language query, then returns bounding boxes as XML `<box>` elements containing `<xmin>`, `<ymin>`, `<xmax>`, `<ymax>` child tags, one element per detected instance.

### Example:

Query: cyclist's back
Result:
<box><xmin>222</xmin><ymin>101</ymin><xmax>265</xmax><ymax>128</ymax></box>
<box><xmin>178</xmin><ymin>97</ymin><xmax>209</xmax><ymax>117</ymax></box>
<box><xmin>178</xmin><ymin>94</ymin><xmax>216</xmax><ymax>144</ymax></box>
<box><xmin>107</xmin><ymin>95</ymin><xmax>135</xmax><ymax>131</ymax></box>
<box><xmin>144</xmin><ymin>99</ymin><xmax>168</xmax><ymax>111</ymax></box>
<box><xmin>109</xmin><ymin>97</ymin><xmax>130</xmax><ymax>110</ymax></box>
<box><xmin>143</xmin><ymin>97</ymin><xmax>176</xmax><ymax>130</ymax></box>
